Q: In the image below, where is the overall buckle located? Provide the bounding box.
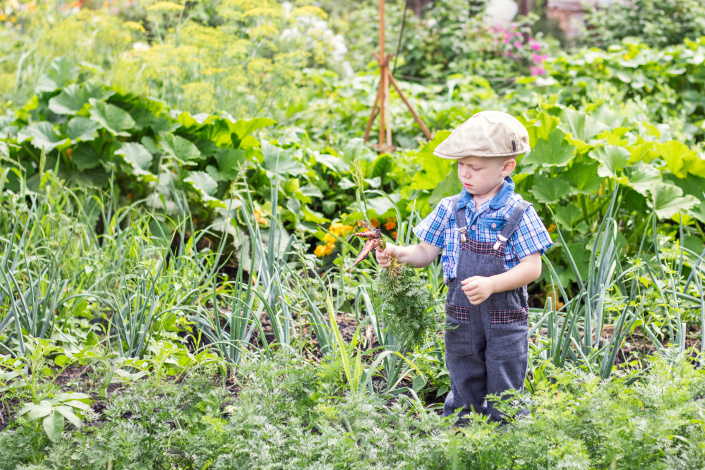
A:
[493,234,508,251]
[457,227,468,243]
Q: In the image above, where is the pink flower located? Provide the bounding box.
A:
[530,41,541,52]
[530,66,546,76]
[513,40,523,48]
[531,53,548,64]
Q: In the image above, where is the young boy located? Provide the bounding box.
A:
[375,111,552,422]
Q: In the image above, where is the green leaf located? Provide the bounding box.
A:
[560,160,602,195]
[66,117,100,142]
[625,161,661,196]
[231,117,276,139]
[43,412,64,442]
[656,141,694,178]
[522,128,575,167]
[71,143,100,171]
[650,184,699,219]
[159,132,202,164]
[216,149,247,179]
[36,57,79,93]
[54,405,82,427]
[525,111,559,146]
[411,155,454,191]
[262,142,307,177]
[17,122,67,151]
[89,99,135,136]
[591,145,630,178]
[554,203,583,229]
[559,108,607,143]
[429,168,462,206]
[26,400,53,420]
[185,171,218,202]
[687,201,705,224]
[530,175,572,204]
[412,374,426,392]
[48,84,90,115]
[115,142,153,175]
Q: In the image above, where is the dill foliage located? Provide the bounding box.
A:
[375,261,437,348]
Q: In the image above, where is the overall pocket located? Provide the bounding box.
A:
[445,314,474,356]
[488,307,529,360]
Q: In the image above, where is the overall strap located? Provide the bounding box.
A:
[493,200,531,251]
[451,195,468,242]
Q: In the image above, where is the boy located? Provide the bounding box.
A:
[376,111,552,422]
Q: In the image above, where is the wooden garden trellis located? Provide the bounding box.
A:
[363,0,433,152]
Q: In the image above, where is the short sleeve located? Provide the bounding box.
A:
[510,205,553,259]
[412,198,452,248]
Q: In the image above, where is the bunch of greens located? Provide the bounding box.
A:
[374,240,437,349]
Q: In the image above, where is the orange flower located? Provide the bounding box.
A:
[384,218,396,230]
[391,231,397,240]
[370,218,380,228]
[547,224,556,233]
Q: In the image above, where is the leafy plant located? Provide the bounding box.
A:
[17,391,91,443]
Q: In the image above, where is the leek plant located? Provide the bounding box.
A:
[533,189,705,379]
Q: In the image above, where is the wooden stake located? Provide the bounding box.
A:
[363,0,431,152]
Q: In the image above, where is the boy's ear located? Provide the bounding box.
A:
[501,158,517,175]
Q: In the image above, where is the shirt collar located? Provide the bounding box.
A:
[456,176,515,212]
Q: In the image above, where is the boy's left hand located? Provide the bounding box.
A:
[461,276,495,305]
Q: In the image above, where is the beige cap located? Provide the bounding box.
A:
[433,111,530,159]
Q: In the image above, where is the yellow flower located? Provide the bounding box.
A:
[314,245,327,258]
[623,54,630,60]
[323,233,337,244]
[547,224,556,233]
[323,243,335,255]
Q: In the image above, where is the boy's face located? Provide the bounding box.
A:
[457,155,515,199]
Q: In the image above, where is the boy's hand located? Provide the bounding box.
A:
[375,244,398,268]
[461,276,495,305]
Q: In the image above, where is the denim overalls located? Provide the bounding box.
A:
[443,195,531,422]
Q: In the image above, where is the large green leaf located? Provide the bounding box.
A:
[554,203,583,229]
[522,128,575,167]
[655,141,694,178]
[231,117,276,139]
[216,148,247,179]
[89,99,135,136]
[530,174,572,204]
[36,57,79,93]
[262,141,307,177]
[624,161,661,196]
[429,168,462,206]
[591,145,630,178]
[185,171,221,207]
[559,160,602,195]
[559,108,608,143]
[48,84,90,115]
[66,117,100,142]
[17,122,67,151]
[524,110,559,146]
[159,132,202,164]
[43,412,64,443]
[649,183,699,219]
[70,143,100,171]
[115,142,153,176]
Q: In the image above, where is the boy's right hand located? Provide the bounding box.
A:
[375,244,398,268]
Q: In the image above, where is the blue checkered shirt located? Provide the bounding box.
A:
[412,177,553,284]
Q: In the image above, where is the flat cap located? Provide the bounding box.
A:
[433,111,530,159]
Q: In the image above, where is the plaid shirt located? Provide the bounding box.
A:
[413,177,553,284]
